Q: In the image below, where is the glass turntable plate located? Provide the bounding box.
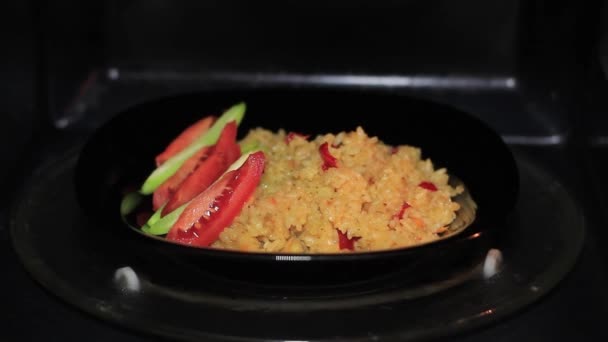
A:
[10,149,584,341]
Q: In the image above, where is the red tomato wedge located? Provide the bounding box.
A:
[166,151,266,247]
[155,116,216,166]
[162,124,240,215]
[152,121,239,212]
[153,146,210,211]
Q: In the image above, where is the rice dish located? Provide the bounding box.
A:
[212,127,463,253]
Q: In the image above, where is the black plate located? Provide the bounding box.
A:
[74,89,519,287]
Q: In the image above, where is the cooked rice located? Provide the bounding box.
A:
[212,127,462,253]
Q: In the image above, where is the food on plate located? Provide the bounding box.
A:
[153,121,241,215]
[123,103,466,253]
[139,103,245,195]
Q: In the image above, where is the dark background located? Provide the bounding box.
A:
[1,0,608,341]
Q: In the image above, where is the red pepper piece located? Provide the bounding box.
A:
[285,132,310,145]
[319,142,338,171]
[337,229,360,250]
[394,202,411,220]
[155,116,216,166]
[418,181,438,191]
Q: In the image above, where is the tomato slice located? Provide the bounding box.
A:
[166,151,266,247]
[155,116,216,166]
[153,145,210,211]
[153,121,239,212]
[161,123,240,215]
